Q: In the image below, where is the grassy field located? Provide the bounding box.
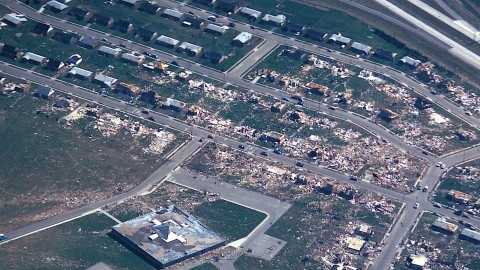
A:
[234,194,396,270]
[107,182,266,242]
[194,200,266,241]
[0,212,155,270]
[191,262,219,270]
[0,92,185,232]
[394,212,480,270]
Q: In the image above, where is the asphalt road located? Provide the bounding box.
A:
[0,0,437,162]
[0,138,204,245]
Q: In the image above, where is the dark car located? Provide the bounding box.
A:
[349,175,358,181]
[228,22,235,27]
[0,234,7,241]
[260,151,268,156]
[207,134,213,139]
[238,144,245,150]
[296,161,304,167]
[141,110,149,114]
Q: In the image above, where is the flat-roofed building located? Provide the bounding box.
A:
[156,35,180,48]
[204,23,226,35]
[260,131,284,144]
[262,14,286,26]
[351,41,372,55]
[22,52,47,64]
[346,236,365,253]
[46,0,68,12]
[68,66,93,79]
[400,56,421,67]
[162,8,184,20]
[98,45,122,57]
[232,31,252,46]
[460,228,480,243]
[409,254,427,269]
[121,52,146,64]
[178,42,203,56]
[94,73,118,88]
[2,13,27,26]
[111,206,225,268]
[238,7,261,20]
[329,33,352,46]
[448,190,473,204]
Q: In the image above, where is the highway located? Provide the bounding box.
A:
[0,0,445,162]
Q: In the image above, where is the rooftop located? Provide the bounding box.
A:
[112,205,225,267]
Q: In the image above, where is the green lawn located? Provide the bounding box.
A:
[0,212,155,270]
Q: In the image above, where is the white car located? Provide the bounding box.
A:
[414,203,419,209]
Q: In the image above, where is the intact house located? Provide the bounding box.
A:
[351,42,372,55]
[178,42,203,56]
[162,9,184,21]
[232,32,252,46]
[328,33,352,46]
[373,48,395,61]
[68,67,93,80]
[156,35,180,48]
[93,73,118,89]
[46,1,69,13]
[97,45,122,57]
[22,52,47,65]
[138,2,161,15]
[261,14,286,27]
[400,56,421,68]
[1,13,27,26]
[31,22,53,36]
[204,23,227,35]
[121,52,146,64]
[238,7,261,21]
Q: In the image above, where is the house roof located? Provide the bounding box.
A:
[94,73,118,88]
[400,56,421,67]
[329,33,351,44]
[163,8,184,19]
[23,52,46,63]
[351,42,372,54]
[2,13,27,25]
[31,22,52,35]
[233,32,253,44]
[156,35,180,46]
[98,45,122,56]
[121,52,145,63]
[46,0,68,11]
[69,67,93,78]
[52,31,77,43]
[238,7,262,18]
[432,218,458,233]
[262,14,286,25]
[461,228,480,241]
[33,86,54,97]
[205,23,226,34]
[179,42,203,54]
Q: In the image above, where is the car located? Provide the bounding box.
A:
[422,186,428,192]
[349,175,358,181]
[207,134,213,139]
[67,54,82,66]
[433,202,442,208]
[422,150,429,155]
[273,148,282,155]
[141,110,149,114]
[207,15,217,22]
[454,209,463,216]
[0,234,7,241]
[238,144,245,150]
[143,52,157,59]
[228,22,235,27]
[171,60,179,66]
[413,203,419,209]
[250,25,255,30]
[147,116,155,122]
[295,161,304,167]
[328,106,336,110]
[198,138,203,142]
[260,151,268,156]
